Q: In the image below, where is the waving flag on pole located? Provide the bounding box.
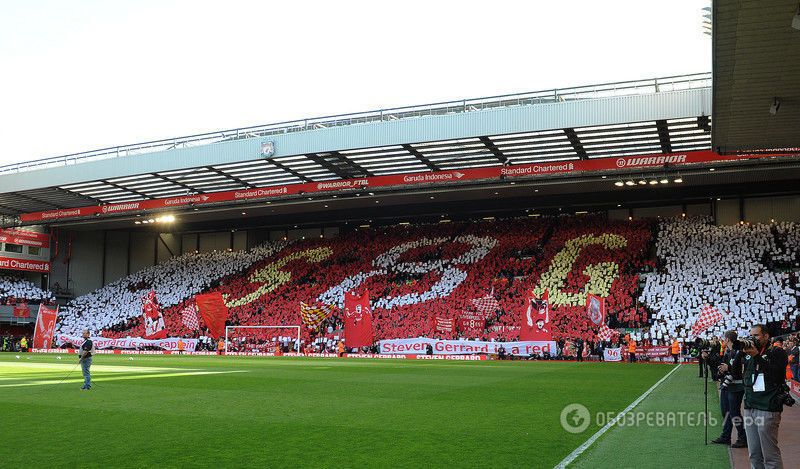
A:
[471,287,499,317]
[300,302,335,330]
[33,304,58,349]
[586,293,605,327]
[195,292,230,339]
[344,290,374,348]
[181,301,200,331]
[596,323,620,342]
[142,291,167,339]
[691,305,725,337]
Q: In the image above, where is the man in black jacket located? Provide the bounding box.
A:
[742,324,788,469]
[711,331,747,447]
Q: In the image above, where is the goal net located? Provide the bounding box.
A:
[224,325,301,354]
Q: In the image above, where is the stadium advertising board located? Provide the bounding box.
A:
[379,338,557,356]
[19,150,790,223]
[0,229,49,248]
[0,256,50,273]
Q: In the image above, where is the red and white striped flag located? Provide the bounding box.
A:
[471,287,499,316]
[596,323,619,341]
[691,305,725,337]
[181,302,200,331]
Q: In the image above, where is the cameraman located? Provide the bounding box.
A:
[742,324,789,469]
[711,331,746,448]
[700,337,722,380]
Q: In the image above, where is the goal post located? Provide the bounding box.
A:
[224,325,301,355]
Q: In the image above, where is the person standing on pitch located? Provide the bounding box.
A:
[79,329,95,390]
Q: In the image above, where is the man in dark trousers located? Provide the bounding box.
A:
[79,329,95,390]
[711,331,747,448]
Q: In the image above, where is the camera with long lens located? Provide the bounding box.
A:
[777,384,796,407]
[731,337,758,351]
[694,337,712,351]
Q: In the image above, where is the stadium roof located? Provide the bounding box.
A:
[712,0,800,153]
[0,74,715,225]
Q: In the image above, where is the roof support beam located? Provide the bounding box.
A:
[563,128,588,160]
[13,193,64,209]
[402,144,440,171]
[100,180,149,199]
[655,120,672,154]
[152,173,201,194]
[478,137,508,164]
[266,159,310,182]
[329,151,373,177]
[205,167,253,189]
[305,152,373,179]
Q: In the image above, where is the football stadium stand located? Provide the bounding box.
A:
[48,215,799,346]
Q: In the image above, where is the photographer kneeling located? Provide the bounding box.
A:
[742,324,792,469]
[712,331,746,448]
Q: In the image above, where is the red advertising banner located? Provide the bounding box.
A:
[0,229,50,248]
[33,304,58,349]
[12,302,30,318]
[0,256,50,273]
[343,290,374,348]
[19,150,796,223]
[194,293,229,339]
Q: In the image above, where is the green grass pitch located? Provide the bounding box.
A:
[0,354,726,468]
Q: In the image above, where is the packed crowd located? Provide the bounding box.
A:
[88,215,652,344]
[56,241,288,336]
[639,217,799,341]
[49,215,800,348]
[0,274,54,305]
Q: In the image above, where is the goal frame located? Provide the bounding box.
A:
[224,325,301,354]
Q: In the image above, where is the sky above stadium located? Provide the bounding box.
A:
[0,0,711,167]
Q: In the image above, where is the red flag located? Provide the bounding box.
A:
[586,293,605,327]
[343,290,374,348]
[520,290,552,341]
[434,316,455,336]
[13,302,30,318]
[33,304,58,349]
[195,292,229,339]
[691,305,724,337]
[142,291,167,339]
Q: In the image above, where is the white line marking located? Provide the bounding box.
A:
[0,370,246,388]
[554,364,682,468]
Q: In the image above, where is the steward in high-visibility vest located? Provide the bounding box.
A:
[628,340,637,363]
[671,340,680,364]
[177,339,185,354]
[217,339,225,355]
[20,337,28,352]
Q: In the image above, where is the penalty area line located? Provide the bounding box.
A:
[554,364,682,469]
